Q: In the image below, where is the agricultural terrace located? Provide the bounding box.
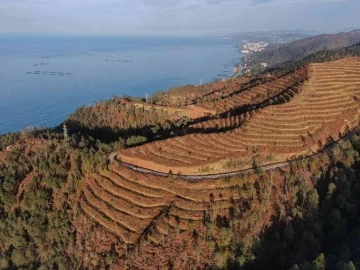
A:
[117,57,360,175]
[190,67,308,130]
[197,67,308,114]
[79,161,256,244]
[150,77,250,107]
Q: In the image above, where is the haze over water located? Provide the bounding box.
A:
[0,35,241,135]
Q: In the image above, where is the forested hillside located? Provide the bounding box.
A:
[250,30,360,69]
[270,42,360,74]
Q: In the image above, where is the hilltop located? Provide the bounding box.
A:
[223,29,316,43]
[2,46,360,269]
[116,58,360,175]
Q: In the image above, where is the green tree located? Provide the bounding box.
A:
[312,253,326,270]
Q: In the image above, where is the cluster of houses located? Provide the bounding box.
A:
[241,42,268,53]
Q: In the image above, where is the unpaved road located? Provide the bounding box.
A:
[108,126,360,181]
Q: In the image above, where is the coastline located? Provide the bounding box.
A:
[0,36,242,135]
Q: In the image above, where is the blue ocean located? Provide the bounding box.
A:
[0,35,241,134]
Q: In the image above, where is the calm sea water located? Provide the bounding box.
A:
[0,35,241,134]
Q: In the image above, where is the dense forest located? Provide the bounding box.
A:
[246,135,360,270]
[2,44,360,269]
[0,128,128,268]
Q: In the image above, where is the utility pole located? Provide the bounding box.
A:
[63,123,69,141]
[145,92,148,103]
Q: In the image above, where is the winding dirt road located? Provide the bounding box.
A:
[108,126,360,181]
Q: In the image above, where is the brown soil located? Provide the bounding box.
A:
[72,58,360,269]
[133,102,216,119]
[76,165,313,269]
[118,57,360,175]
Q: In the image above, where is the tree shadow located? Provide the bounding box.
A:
[64,78,305,148]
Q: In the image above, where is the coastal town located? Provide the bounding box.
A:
[230,41,270,77]
[240,41,268,53]
[222,31,316,79]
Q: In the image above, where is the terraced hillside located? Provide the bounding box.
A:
[190,67,308,130]
[118,57,360,175]
[197,67,308,114]
[77,57,360,263]
[79,159,263,247]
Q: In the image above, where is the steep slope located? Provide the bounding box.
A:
[75,57,360,269]
[117,57,360,175]
[78,156,282,268]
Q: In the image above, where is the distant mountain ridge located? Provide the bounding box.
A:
[250,29,360,68]
[223,29,316,42]
[269,41,360,74]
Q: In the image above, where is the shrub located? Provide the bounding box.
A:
[254,165,264,177]
[126,135,147,146]
[168,170,173,179]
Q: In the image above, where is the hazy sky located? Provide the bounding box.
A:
[0,0,358,36]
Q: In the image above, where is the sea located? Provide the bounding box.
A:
[0,35,242,135]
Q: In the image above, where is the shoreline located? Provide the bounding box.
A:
[0,40,243,136]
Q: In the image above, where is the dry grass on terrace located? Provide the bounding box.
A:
[133,103,216,119]
[79,57,360,247]
[79,162,247,244]
[118,57,360,175]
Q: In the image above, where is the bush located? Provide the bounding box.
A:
[254,165,264,177]
[126,135,147,146]
[168,169,173,179]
